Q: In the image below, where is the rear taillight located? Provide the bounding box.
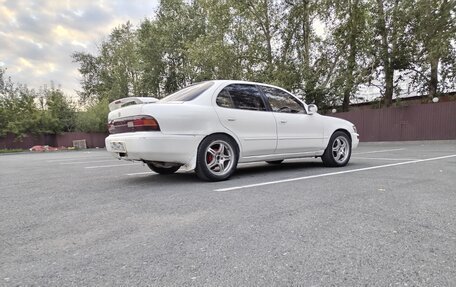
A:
[108,115,160,134]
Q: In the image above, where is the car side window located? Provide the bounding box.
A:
[216,89,234,108]
[216,84,267,111]
[260,86,306,114]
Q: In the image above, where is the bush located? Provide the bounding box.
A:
[75,99,109,133]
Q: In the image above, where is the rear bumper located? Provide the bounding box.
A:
[105,132,203,167]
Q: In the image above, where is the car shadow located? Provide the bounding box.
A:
[122,159,364,187]
[123,171,201,185]
[233,160,325,177]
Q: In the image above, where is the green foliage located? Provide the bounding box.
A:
[0,69,41,137]
[0,68,77,137]
[73,22,143,104]
[73,0,337,107]
[43,88,77,133]
[72,0,455,110]
[319,0,376,111]
[75,99,109,133]
[408,0,456,97]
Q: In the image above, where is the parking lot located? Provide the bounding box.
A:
[1,141,456,286]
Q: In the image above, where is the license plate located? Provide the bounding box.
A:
[110,141,126,152]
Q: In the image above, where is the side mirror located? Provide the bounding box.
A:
[307,104,318,115]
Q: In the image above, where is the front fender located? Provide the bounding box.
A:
[321,115,359,148]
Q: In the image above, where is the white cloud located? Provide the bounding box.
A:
[0,0,159,97]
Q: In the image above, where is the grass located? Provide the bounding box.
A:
[0,148,25,154]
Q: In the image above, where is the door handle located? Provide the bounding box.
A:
[227,118,236,122]
[280,120,287,124]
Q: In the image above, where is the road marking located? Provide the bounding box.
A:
[85,163,138,169]
[352,157,418,161]
[214,154,456,192]
[126,171,154,176]
[59,159,118,165]
[47,155,109,162]
[352,148,405,155]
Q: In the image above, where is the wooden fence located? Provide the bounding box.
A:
[0,132,108,149]
[1,101,455,149]
[330,101,456,141]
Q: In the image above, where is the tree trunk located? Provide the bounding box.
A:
[376,0,394,106]
[429,56,438,98]
[298,0,312,101]
[342,0,358,112]
[384,66,394,106]
[302,0,310,72]
[263,0,274,76]
[343,51,356,111]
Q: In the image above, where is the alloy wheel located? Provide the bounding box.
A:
[205,140,234,176]
[331,136,349,163]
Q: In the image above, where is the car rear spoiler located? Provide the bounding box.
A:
[108,97,159,111]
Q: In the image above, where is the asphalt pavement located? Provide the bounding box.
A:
[1,141,456,286]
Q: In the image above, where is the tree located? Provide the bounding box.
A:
[1,68,78,137]
[71,0,456,112]
[0,68,10,136]
[44,87,77,133]
[184,0,242,82]
[0,69,40,137]
[75,99,110,133]
[323,0,375,111]
[373,0,415,106]
[71,52,102,103]
[73,22,142,104]
[157,0,208,92]
[137,19,166,98]
[409,0,456,98]
[281,0,344,109]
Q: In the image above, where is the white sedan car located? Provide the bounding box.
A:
[106,80,359,181]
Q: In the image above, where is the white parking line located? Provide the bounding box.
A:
[215,154,456,192]
[352,157,418,161]
[47,156,110,163]
[85,163,138,169]
[126,171,154,176]
[352,148,405,155]
[59,159,118,165]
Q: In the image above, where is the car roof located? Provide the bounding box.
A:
[207,80,291,91]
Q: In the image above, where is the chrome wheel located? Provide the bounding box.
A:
[196,134,239,181]
[331,136,349,163]
[205,140,234,176]
[322,131,351,167]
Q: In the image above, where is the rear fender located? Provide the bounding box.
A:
[183,131,242,171]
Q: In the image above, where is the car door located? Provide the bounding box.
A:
[260,85,324,154]
[214,84,277,157]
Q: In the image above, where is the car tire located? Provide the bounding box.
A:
[195,134,239,181]
[266,160,283,164]
[321,131,352,167]
[147,162,181,174]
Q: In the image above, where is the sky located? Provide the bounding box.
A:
[0,0,159,97]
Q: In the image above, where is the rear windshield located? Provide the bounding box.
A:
[160,81,214,102]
